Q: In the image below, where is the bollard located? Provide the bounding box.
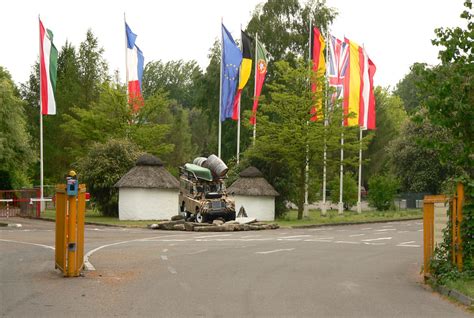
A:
[55,176,86,277]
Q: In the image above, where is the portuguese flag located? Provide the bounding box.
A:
[39,18,58,115]
[232,30,253,120]
[250,38,268,125]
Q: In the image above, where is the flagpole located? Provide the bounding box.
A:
[252,33,258,146]
[357,126,363,213]
[303,18,313,219]
[38,15,44,212]
[218,17,223,158]
[322,28,330,217]
[124,13,129,89]
[236,24,242,164]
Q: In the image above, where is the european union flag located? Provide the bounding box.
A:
[220,24,242,121]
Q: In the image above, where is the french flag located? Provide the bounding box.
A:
[125,22,144,112]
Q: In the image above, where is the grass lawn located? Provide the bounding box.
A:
[275,209,422,227]
[40,208,422,228]
[445,278,474,299]
[40,209,163,228]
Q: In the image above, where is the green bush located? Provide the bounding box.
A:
[78,139,142,217]
[329,172,358,210]
[367,174,399,211]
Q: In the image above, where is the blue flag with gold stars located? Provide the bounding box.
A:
[220,24,242,121]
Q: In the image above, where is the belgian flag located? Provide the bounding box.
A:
[232,30,254,120]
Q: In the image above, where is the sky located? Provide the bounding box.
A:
[0,0,466,89]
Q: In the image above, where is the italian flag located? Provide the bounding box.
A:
[39,19,58,115]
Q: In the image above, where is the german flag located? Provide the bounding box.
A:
[232,30,253,120]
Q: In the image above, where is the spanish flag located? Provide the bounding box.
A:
[232,30,253,120]
[343,38,362,126]
[310,27,326,121]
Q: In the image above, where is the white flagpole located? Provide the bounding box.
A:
[124,13,129,90]
[38,15,44,212]
[338,128,344,214]
[303,18,312,218]
[357,127,363,213]
[218,17,223,158]
[236,25,242,164]
[322,28,329,217]
[252,33,258,145]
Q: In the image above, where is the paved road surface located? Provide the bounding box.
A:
[1,218,471,317]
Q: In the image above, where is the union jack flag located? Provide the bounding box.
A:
[327,35,349,103]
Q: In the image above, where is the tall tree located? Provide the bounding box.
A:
[0,67,35,189]
[78,29,109,106]
[393,62,429,114]
[142,59,203,108]
[244,60,356,219]
[364,88,407,183]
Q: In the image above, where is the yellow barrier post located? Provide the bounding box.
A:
[55,177,86,277]
[55,185,67,272]
[456,183,464,271]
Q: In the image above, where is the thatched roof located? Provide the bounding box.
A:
[115,155,179,189]
[228,167,279,197]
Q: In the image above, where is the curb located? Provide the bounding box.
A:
[433,283,473,307]
[427,277,473,307]
[290,217,423,229]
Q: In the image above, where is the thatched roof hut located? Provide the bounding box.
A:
[115,154,179,189]
[115,154,179,221]
[228,167,279,197]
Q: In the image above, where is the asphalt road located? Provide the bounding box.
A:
[0,217,471,317]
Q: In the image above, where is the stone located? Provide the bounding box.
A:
[158,220,185,230]
[235,217,257,224]
[173,224,186,231]
[242,224,251,231]
[213,219,225,226]
[249,225,263,230]
[171,215,185,221]
[194,225,226,232]
[184,222,195,231]
[148,223,160,229]
[224,221,240,225]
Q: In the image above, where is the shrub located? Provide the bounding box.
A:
[367,174,399,211]
[329,172,358,210]
[78,139,142,217]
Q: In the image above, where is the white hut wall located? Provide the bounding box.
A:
[118,188,178,220]
[234,195,275,221]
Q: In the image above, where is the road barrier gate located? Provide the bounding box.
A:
[55,183,86,277]
[423,183,464,278]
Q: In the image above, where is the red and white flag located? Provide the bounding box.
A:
[358,48,376,130]
[39,19,58,115]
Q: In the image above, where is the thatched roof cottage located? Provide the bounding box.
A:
[228,167,279,221]
[115,154,179,220]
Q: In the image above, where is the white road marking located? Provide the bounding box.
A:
[161,255,168,261]
[362,237,392,242]
[349,234,365,237]
[397,231,409,233]
[375,228,396,232]
[364,242,386,246]
[335,241,360,244]
[304,239,332,242]
[162,248,168,253]
[382,225,394,228]
[194,234,233,239]
[240,235,261,238]
[397,241,421,247]
[277,238,302,241]
[256,248,295,255]
[0,239,55,250]
[361,228,372,230]
[186,249,208,255]
[278,235,311,239]
[336,229,347,232]
[168,266,177,274]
